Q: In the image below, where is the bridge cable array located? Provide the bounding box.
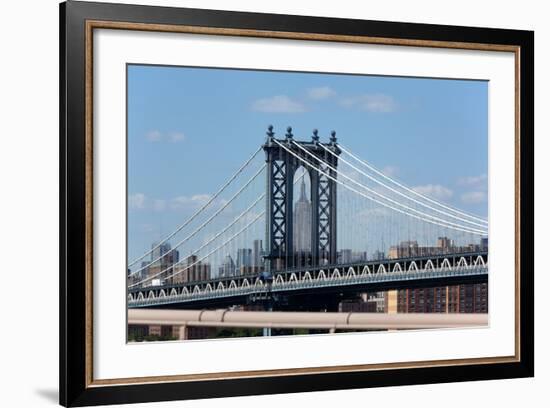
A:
[337,143,488,224]
[128,163,267,278]
[319,143,487,229]
[129,135,488,289]
[274,139,487,236]
[129,172,308,288]
[127,146,263,269]
[129,211,265,288]
[291,140,487,234]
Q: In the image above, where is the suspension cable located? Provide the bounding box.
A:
[275,140,487,236]
[337,143,488,224]
[130,172,307,286]
[130,211,265,288]
[290,140,487,234]
[128,146,263,268]
[319,143,487,229]
[128,163,266,277]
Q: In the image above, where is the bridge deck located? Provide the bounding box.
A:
[128,251,488,309]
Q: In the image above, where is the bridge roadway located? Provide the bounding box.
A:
[128,251,488,309]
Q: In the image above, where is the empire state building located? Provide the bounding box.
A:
[293,177,312,253]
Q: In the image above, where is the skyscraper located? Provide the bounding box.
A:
[252,239,263,268]
[293,177,311,252]
[172,254,210,283]
[339,249,353,264]
[151,242,178,266]
[480,237,488,251]
[236,248,252,268]
[148,242,179,284]
[219,254,236,277]
[437,237,454,249]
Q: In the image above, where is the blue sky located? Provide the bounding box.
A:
[127,64,488,262]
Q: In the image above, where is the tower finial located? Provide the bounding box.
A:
[330,130,337,144]
[312,128,319,143]
[266,124,275,138]
[286,126,293,140]
[265,125,275,145]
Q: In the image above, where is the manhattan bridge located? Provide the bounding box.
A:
[127,126,488,313]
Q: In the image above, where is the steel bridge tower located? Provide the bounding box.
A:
[263,126,341,272]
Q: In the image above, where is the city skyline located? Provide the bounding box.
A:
[130,233,488,282]
[127,65,488,263]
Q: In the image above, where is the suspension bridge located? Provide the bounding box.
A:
[127,126,488,312]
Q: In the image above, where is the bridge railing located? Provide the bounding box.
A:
[129,250,488,293]
[128,259,488,308]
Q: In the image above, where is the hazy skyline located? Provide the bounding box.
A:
[127,64,488,263]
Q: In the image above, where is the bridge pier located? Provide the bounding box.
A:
[263,126,340,272]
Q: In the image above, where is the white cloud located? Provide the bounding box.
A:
[170,194,212,210]
[412,184,453,200]
[152,199,166,212]
[145,130,162,142]
[128,193,147,209]
[217,198,229,207]
[251,95,306,113]
[129,193,216,212]
[357,207,391,219]
[306,86,336,100]
[191,194,212,205]
[339,169,361,181]
[145,130,185,143]
[382,165,399,177]
[140,223,156,233]
[128,194,167,212]
[242,211,263,223]
[458,173,487,188]
[169,132,185,142]
[457,174,487,204]
[340,93,397,113]
[461,191,487,204]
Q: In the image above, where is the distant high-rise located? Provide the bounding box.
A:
[480,237,488,251]
[293,177,311,252]
[388,241,419,259]
[148,242,179,284]
[338,249,368,264]
[252,239,263,268]
[388,237,480,259]
[138,260,150,282]
[219,254,236,277]
[151,242,178,266]
[437,237,454,249]
[173,254,210,284]
[236,248,252,269]
[370,250,386,261]
[339,249,353,264]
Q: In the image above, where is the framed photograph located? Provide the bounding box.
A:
[60,1,534,406]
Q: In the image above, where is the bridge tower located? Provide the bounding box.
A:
[263,126,341,272]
